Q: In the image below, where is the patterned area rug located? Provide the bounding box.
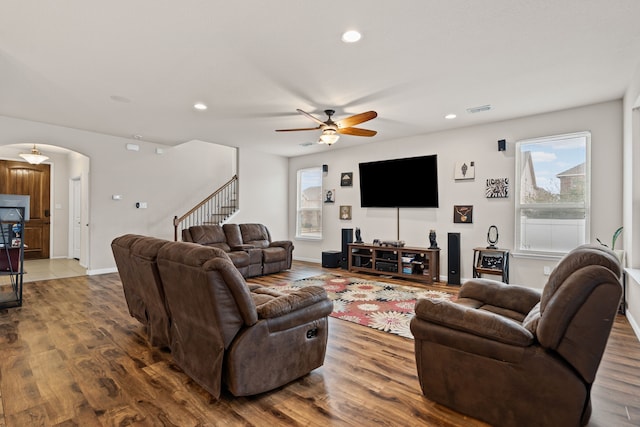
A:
[268,274,456,339]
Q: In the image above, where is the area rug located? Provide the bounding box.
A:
[268,274,456,339]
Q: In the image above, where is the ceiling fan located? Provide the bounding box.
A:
[276,109,377,145]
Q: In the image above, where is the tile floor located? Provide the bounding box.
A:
[22,258,86,282]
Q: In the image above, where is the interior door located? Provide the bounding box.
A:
[0,160,51,259]
[72,178,81,259]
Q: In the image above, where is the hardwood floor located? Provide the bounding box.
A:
[0,261,638,426]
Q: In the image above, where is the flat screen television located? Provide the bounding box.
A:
[359,155,439,208]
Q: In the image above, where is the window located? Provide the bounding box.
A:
[515,132,590,257]
[296,167,322,239]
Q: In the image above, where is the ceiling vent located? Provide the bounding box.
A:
[466,104,492,114]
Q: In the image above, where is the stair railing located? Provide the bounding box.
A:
[173,175,238,241]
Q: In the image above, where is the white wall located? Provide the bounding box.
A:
[0,115,287,273]
[623,60,640,338]
[231,149,289,241]
[289,100,623,289]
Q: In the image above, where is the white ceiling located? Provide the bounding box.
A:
[1,1,640,158]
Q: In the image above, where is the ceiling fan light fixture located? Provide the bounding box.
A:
[319,129,340,145]
[19,144,49,165]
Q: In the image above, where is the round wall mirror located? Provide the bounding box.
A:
[487,225,499,248]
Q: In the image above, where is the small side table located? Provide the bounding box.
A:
[473,247,510,283]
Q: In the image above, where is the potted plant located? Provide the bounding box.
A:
[597,226,624,265]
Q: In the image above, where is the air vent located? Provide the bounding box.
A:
[299,142,314,147]
[466,104,492,114]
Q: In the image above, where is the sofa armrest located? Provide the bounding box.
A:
[269,240,293,251]
[254,286,328,319]
[413,298,534,346]
[459,278,541,315]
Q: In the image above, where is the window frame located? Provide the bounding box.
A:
[514,131,591,259]
[295,166,323,240]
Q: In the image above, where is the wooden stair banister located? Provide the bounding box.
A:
[173,175,238,241]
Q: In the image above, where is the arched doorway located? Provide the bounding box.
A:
[0,144,90,271]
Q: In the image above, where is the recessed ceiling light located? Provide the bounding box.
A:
[445,113,457,120]
[342,30,362,43]
[193,102,208,111]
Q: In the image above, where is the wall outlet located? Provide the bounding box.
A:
[543,266,551,276]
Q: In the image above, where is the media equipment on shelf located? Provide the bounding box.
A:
[375,261,397,272]
[381,240,405,247]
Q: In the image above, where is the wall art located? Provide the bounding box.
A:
[454,161,475,180]
[340,205,352,220]
[340,172,353,187]
[324,189,335,203]
[453,205,473,223]
[486,178,509,198]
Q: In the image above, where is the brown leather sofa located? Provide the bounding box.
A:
[410,244,622,427]
[181,224,261,277]
[111,234,172,348]
[156,241,332,398]
[182,223,294,277]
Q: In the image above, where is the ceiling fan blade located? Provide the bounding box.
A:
[336,111,377,128]
[296,109,326,126]
[338,127,377,137]
[275,126,322,132]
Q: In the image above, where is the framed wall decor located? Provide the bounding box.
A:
[324,189,335,203]
[453,205,473,223]
[486,178,509,198]
[340,205,352,220]
[340,172,353,187]
[454,161,475,180]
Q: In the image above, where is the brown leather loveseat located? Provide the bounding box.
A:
[182,223,293,277]
[410,244,622,427]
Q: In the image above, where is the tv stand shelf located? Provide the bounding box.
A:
[348,243,440,284]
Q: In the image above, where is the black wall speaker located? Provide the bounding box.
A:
[498,139,506,152]
[322,164,328,173]
[341,228,353,269]
[448,232,461,285]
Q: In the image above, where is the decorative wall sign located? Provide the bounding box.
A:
[486,178,509,198]
[341,172,353,187]
[340,205,352,220]
[324,189,335,203]
[453,205,473,223]
[454,161,475,180]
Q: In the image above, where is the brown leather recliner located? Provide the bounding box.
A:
[156,241,333,399]
[410,244,622,427]
[111,234,172,348]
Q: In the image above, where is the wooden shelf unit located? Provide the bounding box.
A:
[348,243,440,284]
[472,247,510,283]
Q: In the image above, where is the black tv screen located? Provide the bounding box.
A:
[359,155,439,208]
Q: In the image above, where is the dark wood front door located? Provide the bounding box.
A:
[0,160,51,259]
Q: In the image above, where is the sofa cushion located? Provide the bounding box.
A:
[188,225,231,252]
[263,247,286,263]
[239,223,271,248]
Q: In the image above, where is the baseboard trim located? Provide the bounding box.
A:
[626,310,640,342]
[294,256,321,263]
[87,267,118,276]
